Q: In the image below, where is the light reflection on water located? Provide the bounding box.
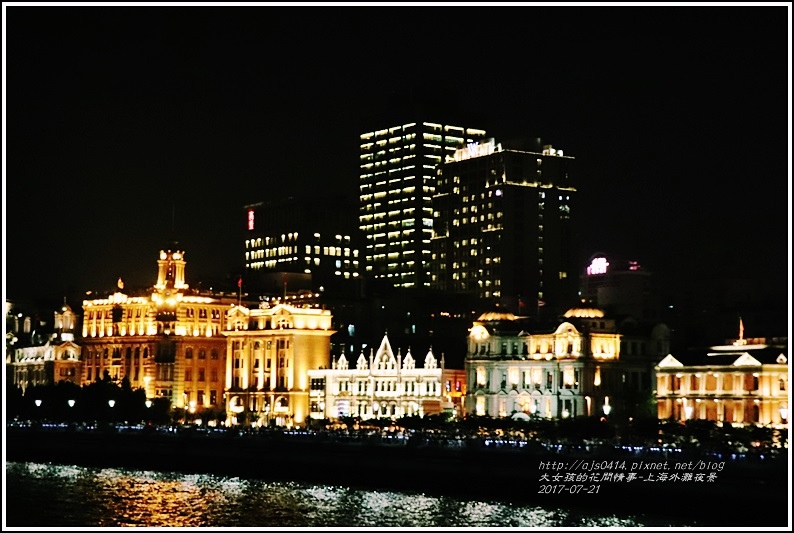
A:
[6,461,657,527]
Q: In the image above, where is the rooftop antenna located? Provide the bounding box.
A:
[734,316,747,346]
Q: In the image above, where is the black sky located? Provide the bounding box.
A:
[4,4,791,320]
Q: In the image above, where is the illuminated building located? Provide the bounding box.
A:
[432,138,577,316]
[223,301,335,427]
[655,327,788,428]
[243,195,361,293]
[464,306,668,419]
[307,332,466,421]
[580,253,661,321]
[359,121,487,289]
[80,246,240,412]
[7,301,82,392]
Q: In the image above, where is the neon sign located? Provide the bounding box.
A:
[587,257,609,275]
[247,209,255,230]
[452,138,497,161]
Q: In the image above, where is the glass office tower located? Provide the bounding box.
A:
[359,122,486,288]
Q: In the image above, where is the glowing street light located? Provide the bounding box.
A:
[108,399,116,408]
[780,404,788,423]
[603,396,611,416]
[35,399,42,407]
[145,400,152,408]
[68,400,75,408]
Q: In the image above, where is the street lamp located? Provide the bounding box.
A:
[68,400,75,408]
[108,399,116,408]
[779,404,788,423]
[35,399,42,407]
[145,400,152,408]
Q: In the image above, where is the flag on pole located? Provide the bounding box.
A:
[237,277,242,288]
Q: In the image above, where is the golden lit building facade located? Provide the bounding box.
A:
[655,336,789,428]
[80,246,238,412]
[307,333,466,421]
[465,308,666,419]
[223,302,335,427]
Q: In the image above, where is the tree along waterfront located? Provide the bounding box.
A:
[6,378,789,461]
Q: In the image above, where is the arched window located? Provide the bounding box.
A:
[185,348,193,359]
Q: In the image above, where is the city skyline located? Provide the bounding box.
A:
[4,4,791,326]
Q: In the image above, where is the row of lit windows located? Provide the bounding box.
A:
[361,124,484,139]
[451,273,502,284]
[364,242,416,253]
[359,219,416,231]
[360,131,418,143]
[302,257,358,267]
[247,246,356,260]
[87,308,145,320]
[367,253,428,262]
[184,308,222,319]
[453,218,503,228]
[360,207,431,219]
[360,146,419,159]
[184,368,219,382]
[358,185,435,199]
[246,234,351,249]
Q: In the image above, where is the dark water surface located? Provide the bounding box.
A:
[5,461,684,528]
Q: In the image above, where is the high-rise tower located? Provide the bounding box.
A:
[431,137,578,316]
[359,121,486,288]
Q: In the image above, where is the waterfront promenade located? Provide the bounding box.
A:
[5,424,790,526]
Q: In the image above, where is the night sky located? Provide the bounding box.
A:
[4,4,791,332]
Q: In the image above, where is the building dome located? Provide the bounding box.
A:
[477,310,516,322]
[563,307,605,319]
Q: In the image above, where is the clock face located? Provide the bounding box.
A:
[470,325,489,340]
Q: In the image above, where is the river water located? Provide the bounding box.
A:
[4,461,691,527]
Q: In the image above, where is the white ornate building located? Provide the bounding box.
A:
[307,333,465,421]
[464,307,668,419]
[8,302,81,392]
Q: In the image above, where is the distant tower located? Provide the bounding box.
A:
[579,253,660,321]
[155,246,189,292]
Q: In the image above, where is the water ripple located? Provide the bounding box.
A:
[6,461,665,527]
